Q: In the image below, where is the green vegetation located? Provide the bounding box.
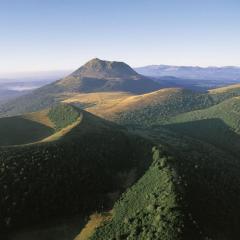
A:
[0,58,161,117]
[110,126,240,239]
[2,69,240,240]
[169,96,240,132]
[116,90,213,127]
[90,147,193,240]
[48,104,80,130]
[166,119,240,158]
[93,87,240,239]
[0,105,152,236]
[209,85,240,103]
[166,97,240,157]
[159,129,240,239]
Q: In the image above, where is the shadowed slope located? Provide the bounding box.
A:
[169,96,240,132]
[0,111,54,146]
[0,104,153,237]
[165,118,240,157]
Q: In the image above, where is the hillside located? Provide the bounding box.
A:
[165,96,240,157]
[208,83,240,102]
[89,147,196,240]
[0,104,153,238]
[62,84,240,128]
[3,77,240,240]
[0,110,54,146]
[106,89,213,126]
[68,84,240,239]
[63,88,213,125]
[80,136,240,240]
[0,58,161,117]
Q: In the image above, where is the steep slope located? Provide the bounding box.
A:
[0,104,153,236]
[208,83,240,102]
[166,96,240,157]
[169,96,240,132]
[82,136,240,240]
[0,110,54,146]
[57,58,161,93]
[63,84,240,129]
[63,88,214,125]
[107,89,213,126]
[153,129,240,239]
[89,147,196,240]
[0,59,161,117]
[73,85,240,240]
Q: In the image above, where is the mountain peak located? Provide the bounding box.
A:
[70,58,139,79]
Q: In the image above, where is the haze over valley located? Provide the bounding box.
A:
[1,1,240,240]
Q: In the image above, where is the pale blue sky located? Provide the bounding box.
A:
[0,0,239,74]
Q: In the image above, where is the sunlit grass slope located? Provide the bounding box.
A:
[63,88,213,126]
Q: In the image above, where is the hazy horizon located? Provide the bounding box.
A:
[1,60,240,79]
[1,0,240,73]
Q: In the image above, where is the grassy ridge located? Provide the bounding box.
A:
[139,127,240,239]
[48,104,81,130]
[0,105,153,236]
[115,90,213,127]
[209,84,240,103]
[169,96,240,132]
[0,104,81,147]
[90,147,198,240]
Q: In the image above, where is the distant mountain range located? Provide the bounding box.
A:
[0,58,162,117]
[3,58,240,239]
[135,65,240,81]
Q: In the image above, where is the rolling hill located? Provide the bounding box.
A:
[0,109,54,146]
[165,96,240,157]
[68,83,240,239]
[0,58,161,117]
[63,88,213,125]
[79,137,240,240]
[3,68,240,240]
[63,83,240,129]
[0,103,153,238]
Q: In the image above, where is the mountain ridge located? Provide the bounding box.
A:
[0,58,162,117]
[135,65,240,81]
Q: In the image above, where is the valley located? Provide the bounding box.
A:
[1,59,240,240]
